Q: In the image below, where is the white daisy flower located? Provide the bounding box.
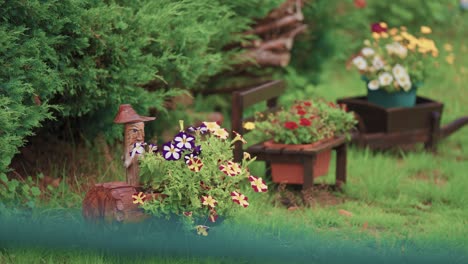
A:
[378,72,393,86]
[368,79,380,90]
[400,80,412,91]
[372,56,385,70]
[361,47,375,57]
[392,64,407,78]
[352,56,368,71]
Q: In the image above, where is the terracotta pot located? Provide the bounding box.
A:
[263,139,332,184]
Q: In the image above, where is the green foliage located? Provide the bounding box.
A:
[252,99,357,144]
[0,173,42,214]
[0,0,280,178]
[139,122,265,227]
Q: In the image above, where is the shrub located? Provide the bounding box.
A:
[0,0,281,181]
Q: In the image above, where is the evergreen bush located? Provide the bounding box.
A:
[0,0,280,179]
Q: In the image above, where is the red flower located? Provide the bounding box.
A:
[303,101,312,107]
[309,115,317,120]
[297,109,306,116]
[340,103,348,111]
[209,209,218,223]
[284,121,298,130]
[294,104,303,110]
[299,118,311,126]
[354,0,366,8]
[328,102,337,108]
[371,22,387,33]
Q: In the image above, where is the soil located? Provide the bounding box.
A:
[274,183,346,209]
[411,170,447,187]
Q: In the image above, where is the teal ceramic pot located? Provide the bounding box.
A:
[367,87,417,108]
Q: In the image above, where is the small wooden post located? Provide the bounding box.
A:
[302,156,315,190]
[114,104,155,186]
[335,143,347,190]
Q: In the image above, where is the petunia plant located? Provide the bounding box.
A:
[249,100,357,145]
[351,22,438,93]
[131,121,267,232]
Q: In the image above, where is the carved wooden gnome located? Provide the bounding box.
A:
[114,104,155,186]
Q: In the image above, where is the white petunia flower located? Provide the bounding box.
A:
[361,47,375,57]
[399,79,412,91]
[378,72,394,86]
[352,56,368,71]
[372,56,385,70]
[368,79,380,90]
[386,42,408,59]
[392,64,407,78]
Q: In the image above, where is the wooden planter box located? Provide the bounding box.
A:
[337,96,468,151]
[247,136,347,190]
[337,96,444,134]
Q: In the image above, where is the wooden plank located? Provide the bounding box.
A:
[358,129,429,149]
[232,91,244,162]
[302,157,315,189]
[239,80,285,108]
[424,111,441,151]
[335,144,347,189]
[300,136,346,154]
[440,116,468,139]
[337,96,388,133]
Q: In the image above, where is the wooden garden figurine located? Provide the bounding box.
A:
[113,104,155,186]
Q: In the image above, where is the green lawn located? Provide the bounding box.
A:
[1,34,467,264]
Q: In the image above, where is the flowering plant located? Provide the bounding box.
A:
[351,22,438,93]
[247,100,357,145]
[131,121,267,233]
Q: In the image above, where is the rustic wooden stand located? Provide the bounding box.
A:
[82,105,156,224]
[337,96,468,150]
[231,80,347,190]
[247,137,347,190]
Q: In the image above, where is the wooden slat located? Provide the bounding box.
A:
[300,136,347,155]
[440,116,468,139]
[238,80,285,108]
[357,129,429,149]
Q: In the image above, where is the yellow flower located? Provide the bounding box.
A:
[432,50,439,58]
[363,39,371,46]
[381,32,389,38]
[372,32,380,40]
[444,43,453,52]
[132,192,146,205]
[231,131,247,144]
[201,195,217,208]
[243,152,252,160]
[243,122,255,130]
[213,128,229,140]
[389,28,398,36]
[203,121,220,132]
[393,35,403,42]
[379,22,388,28]
[400,26,407,31]
[420,26,432,34]
[446,54,455,64]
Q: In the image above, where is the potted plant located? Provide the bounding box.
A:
[351,22,438,108]
[131,121,267,235]
[249,100,356,184]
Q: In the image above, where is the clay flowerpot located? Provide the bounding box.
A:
[263,139,332,184]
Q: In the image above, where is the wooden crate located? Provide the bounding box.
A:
[337,96,444,134]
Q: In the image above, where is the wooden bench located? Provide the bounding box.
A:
[231,80,347,190]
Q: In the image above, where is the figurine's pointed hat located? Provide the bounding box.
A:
[113,104,155,124]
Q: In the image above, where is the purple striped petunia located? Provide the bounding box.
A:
[174,132,195,150]
[162,142,181,161]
